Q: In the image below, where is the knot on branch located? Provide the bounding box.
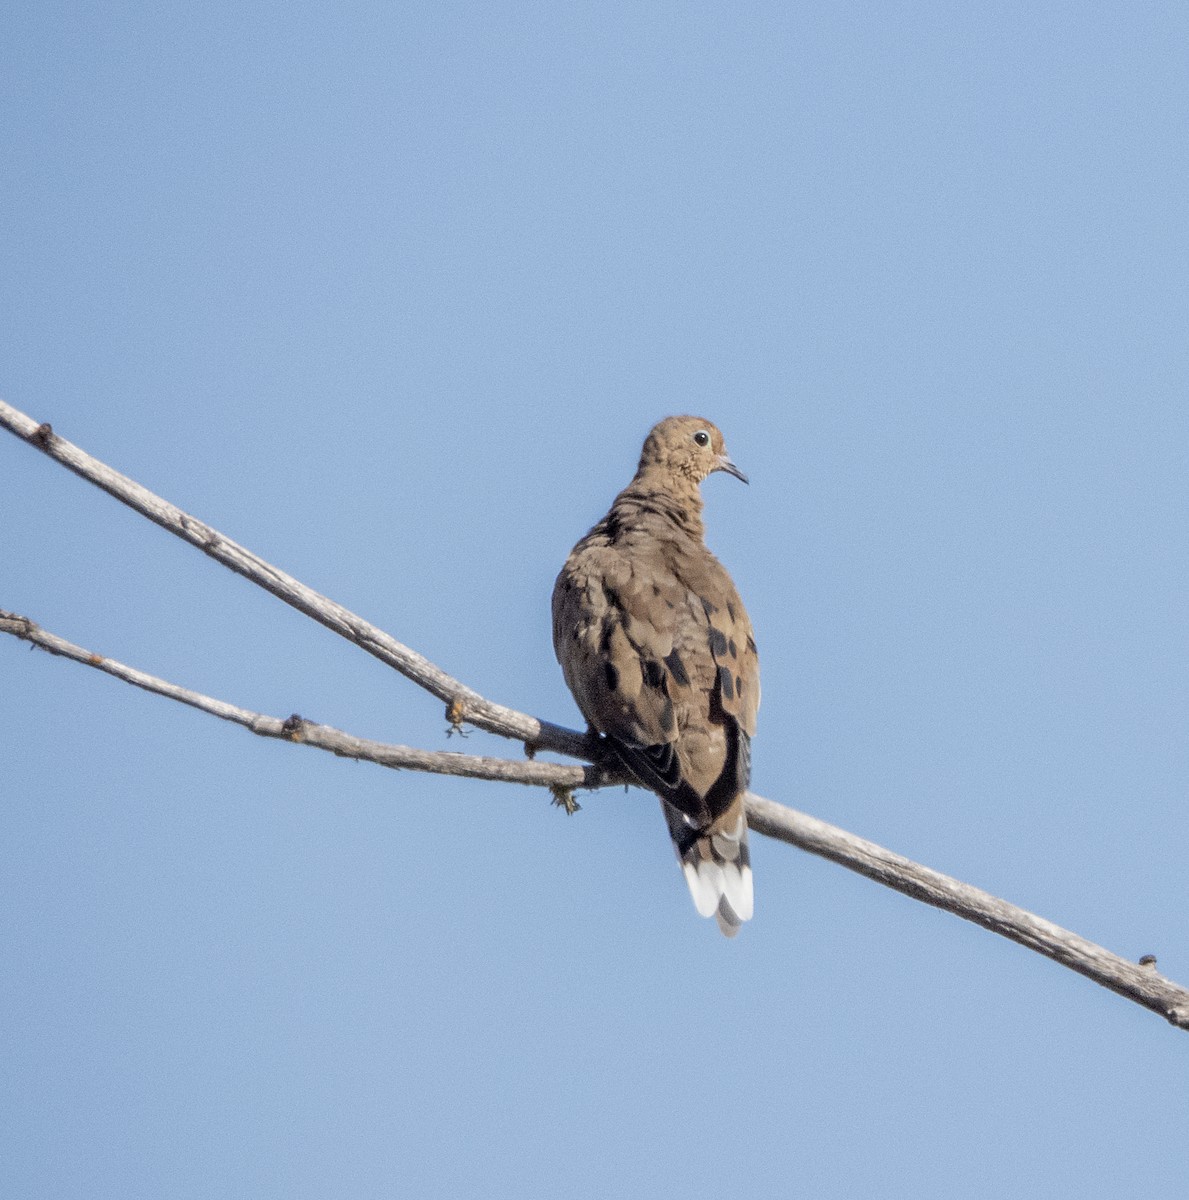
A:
[33,422,54,448]
[0,610,34,634]
[181,515,219,552]
[281,713,307,741]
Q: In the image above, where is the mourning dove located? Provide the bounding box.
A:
[552,416,759,935]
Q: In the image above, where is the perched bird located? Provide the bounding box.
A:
[552,416,759,935]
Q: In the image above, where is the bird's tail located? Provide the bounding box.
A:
[663,794,754,937]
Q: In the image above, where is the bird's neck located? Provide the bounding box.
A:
[612,470,706,540]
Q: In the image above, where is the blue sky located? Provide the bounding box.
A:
[3,3,1188,1197]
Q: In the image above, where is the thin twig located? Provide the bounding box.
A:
[0,399,585,759]
[0,610,612,789]
[3,398,1188,1031]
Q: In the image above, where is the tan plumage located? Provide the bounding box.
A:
[552,416,759,935]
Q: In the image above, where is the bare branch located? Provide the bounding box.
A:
[745,796,1189,1029]
[5,607,1188,1032]
[0,399,586,759]
[4,397,1188,1031]
[0,610,611,790]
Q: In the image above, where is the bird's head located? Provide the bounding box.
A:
[637,415,748,488]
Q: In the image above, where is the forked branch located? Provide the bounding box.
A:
[2,397,1187,1031]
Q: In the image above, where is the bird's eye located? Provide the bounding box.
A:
[693,430,710,447]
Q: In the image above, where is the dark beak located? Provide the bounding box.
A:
[716,453,748,485]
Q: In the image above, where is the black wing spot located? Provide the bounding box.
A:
[727,637,738,659]
[701,597,718,620]
[736,674,743,696]
[726,601,737,623]
[660,697,675,733]
[663,649,690,687]
[604,662,620,692]
[707,627,728,657]
[613,738,682,795]
[737,731,752,791]
[718,666,735,701]
[641,660,665,691]
[644,742,681,790]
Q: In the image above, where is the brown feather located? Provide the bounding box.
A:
[552,416,759,935]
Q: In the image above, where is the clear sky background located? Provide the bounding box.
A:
[3,3,1188,1197]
